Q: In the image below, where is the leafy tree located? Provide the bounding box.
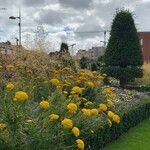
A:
[60,42,69,53]
[91,62,98,71]
[104,10,143,88]
[80,56,89,69]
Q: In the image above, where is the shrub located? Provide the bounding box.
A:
[104,10,143,88]
[88,97,150,149]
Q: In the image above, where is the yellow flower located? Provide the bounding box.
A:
[72,127,80,137]
[61,118,73,129]
[76,139,85,150]
[63,91,68,95]
[71,86,83,94]
[14,91,28,102]
[99,104,107,111]
[39,100,49,109]
[103,87,113,94]
[107,111,115,119]
[0,123,6,129]
[81,109,91,117]
[113,114,121,124]
[62,67,72,71]
[67,103,78,113]
[6,64,14,70]
[90,109,99,116]
[98,75,104,80]
[26,119,33,123]
[86,81,95,88]
[6,82,15,90]
[0,65,3,69]
[107,99,113,106]
[50,78,60,86]
[107,119,112,127]
[49,114,59,120]
[84,101,93,107]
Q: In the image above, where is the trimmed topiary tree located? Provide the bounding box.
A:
[104,10,143,88]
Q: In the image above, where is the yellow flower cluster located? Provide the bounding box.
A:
[86,81,95,88]
[50,78,60,86]
[39,100,50,109]
[6,82,15,90]
[6,64,14,70]
[76,139,85,150]
[0,123,6,129]
[49,114,59,120]
[107,99,113,106]
[107,111,121,124]
[112,114,121,124]
[71,86,83,94]
[90,109,99,116]
[14,91,28,102]
[81,109,91,117]
[67,103,77,113]
[99,104,107,111]
[61,118,73,129]
[72,127,80,137]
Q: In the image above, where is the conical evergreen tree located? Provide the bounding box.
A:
[104,10,143,87]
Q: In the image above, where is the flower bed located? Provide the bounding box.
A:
[0,65,149,150]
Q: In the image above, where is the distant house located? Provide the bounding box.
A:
[138,32,150,62]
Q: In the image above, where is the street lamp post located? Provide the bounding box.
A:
[9,8,21,47]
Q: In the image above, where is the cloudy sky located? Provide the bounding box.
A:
[0,0,150,53]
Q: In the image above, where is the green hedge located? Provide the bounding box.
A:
[125,85,150,92]
[88,98,150,149]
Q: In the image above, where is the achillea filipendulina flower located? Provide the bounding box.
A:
[63,91,68,95]
[0,65,2,69]
[99,104,107,111]
[49,114,59,120]
[6,82,15,90]
[62,67,72,72]
[107,111,115,119]
[90,109,99,116]
[86,81,95,88]
[67,103,77,113]
[81,109,91,117]
[76,139,85,150]
[107,99,113,106]
[103,87,113,94]
[50,78,60,86]
[39,100,49,109]
[0,123,6,129]
[71,86,83,94]
[107,119,112,127]
[26,119,33,123]
[61,118,73,129]
[6,64,14,70]
[113,114,121,124]
[72,127,80,137]
[84,101,93,107]
[14,91,28,102]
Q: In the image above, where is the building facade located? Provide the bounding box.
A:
[75,46,105,60]
[138,32,150,62]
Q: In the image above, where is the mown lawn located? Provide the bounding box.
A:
[104,118,150,150]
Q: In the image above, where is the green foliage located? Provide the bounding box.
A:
[104,10,143,87]
[79,57,89,69]
[60,42,69,53]
[88,97,150,149]
[91,62,98,71]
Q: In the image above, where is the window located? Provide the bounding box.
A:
[140,39,143,46]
